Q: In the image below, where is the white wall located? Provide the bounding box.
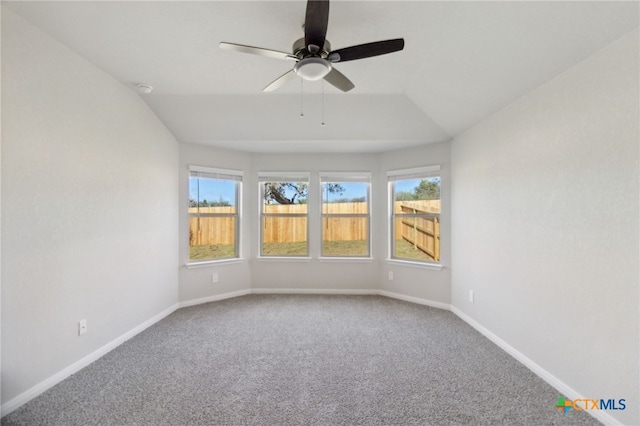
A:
[1,8,179,407]
[249,152,382,292]
[179,144,252,303]
[379,143,451,306]
[451,29,639,425]
[177,144,452,307]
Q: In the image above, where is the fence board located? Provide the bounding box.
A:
[188,201,440,257]
[394,200,440,261]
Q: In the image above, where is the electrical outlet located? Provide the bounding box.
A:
[388,271,394,281]
[78,319,87,336]
[469,290,474,303]
[212,272,219,283]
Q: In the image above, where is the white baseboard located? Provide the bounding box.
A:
[178,289,251,308]
[449,306,622,426]
[1,303,179,417]
[251,288,379,295]
[249,289,451,314]
[0,290,451,418]
[378,290,451,311]
[4,291,623,425]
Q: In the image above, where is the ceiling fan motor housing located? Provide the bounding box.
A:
[293,37,331,59]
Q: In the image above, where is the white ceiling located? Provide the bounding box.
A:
[5,1,639,153]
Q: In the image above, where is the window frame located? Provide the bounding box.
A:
[258,172,311,259]
[187,165,243,265]
[319,172,372,259]
[388,165,441,267]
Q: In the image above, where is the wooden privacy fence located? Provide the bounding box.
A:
[189,206,236,246]
[189,201,440,258]
[395,200,440,262]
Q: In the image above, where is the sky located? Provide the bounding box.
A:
[189,177,236,205]
[189,177,438,206]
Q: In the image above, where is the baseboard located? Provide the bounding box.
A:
[1,302,179,417]
[0,290,448,419]
[178,289,252,308]
[251,288,379,295]
[378,290,451,310]
[449,305,622,426]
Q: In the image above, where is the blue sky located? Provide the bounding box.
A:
[394,179,420,194]
[190,177,438,206]
[322,182,367,202]
[189,177,236,205]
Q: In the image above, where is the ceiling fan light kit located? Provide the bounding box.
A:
[294,58,332,81]
[219,0,405,93]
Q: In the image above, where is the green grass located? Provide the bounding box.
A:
[262,240,371,257]
[191,239,431,261]
[190,244,236,260]
[394,239,431,261]
[322,240,368,257]
[261,241,308,256]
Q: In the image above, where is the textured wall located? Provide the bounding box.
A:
[1,9,179,405]
[451,30,639,425]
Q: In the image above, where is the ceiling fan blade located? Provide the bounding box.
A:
[263,69,298,92]
[327,38,405,63]
[323,68,354,92]
[219,42,298,61]
[304,0,329,53]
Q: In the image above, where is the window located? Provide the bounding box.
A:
[188,166,242,262]
[389,166,441,263]
[320,173,371,257]
[259,173,310,257]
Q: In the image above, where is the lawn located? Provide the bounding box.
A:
[322,240,368,256]
[189,244,236,260]
[262,241,308,256]
[394,238,431,261]
[190,239,431,260]
[262,240,369,256]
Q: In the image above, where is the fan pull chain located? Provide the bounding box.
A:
[321,80,326,127]
[300,78,304,118]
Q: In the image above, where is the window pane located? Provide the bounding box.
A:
[189,216,237,260]
[189,177,236,210]
[262,182,308,206]
[322,217,369,256]
[188,174,239,262]
[261,180,309,257]
[322,182,368,213]
[394,216,439,261]
[262,216,308,256]
[392,176,441,262]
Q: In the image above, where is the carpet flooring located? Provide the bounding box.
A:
[2,295,600,425]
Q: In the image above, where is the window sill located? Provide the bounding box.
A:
[319,257,373,263]
[185,258,245,269]
[386,259,444,271]
[256,256,312,262]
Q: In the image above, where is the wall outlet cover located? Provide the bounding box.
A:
[78,319,87,335]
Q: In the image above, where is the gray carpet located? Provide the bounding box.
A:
[2,295,600,425]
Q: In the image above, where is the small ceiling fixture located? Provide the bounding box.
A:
[136,84,153,94]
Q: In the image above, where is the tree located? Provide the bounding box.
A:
[264,182,345,204]
[189,197,231,207]
[264,183,308,204]
[414,178,440,200]
[394,191,415,201]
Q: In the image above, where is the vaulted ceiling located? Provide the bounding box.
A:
[5,1,639,153]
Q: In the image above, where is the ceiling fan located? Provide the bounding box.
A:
[219,0,404,92]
